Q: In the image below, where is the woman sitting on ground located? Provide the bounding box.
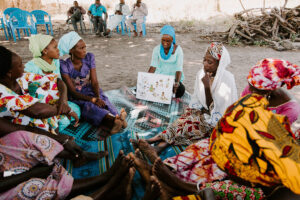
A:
[25,34,81,132]
[131,93,300,200]
[241,58,300,124]
[58,31,127,134]
[148,25,185,98]
[0,46,79,134]
[0,130,134,199]
[135,42,238,153]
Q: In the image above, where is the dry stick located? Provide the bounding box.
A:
[235,29,254,40]
[238,0,248,17]
[283,0,289,9]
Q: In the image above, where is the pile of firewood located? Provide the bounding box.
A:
[203,5,300,51]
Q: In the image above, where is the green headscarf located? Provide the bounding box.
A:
[29,34,57,72]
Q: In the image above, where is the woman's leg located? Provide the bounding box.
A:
[99,90,128,129]
[68,153,133,198]
[101,113,123,134]
[58,150,108,167]
[153,158,198,194]
[146,135,164,144]
[90,167,136,200]
[153,141,170,154]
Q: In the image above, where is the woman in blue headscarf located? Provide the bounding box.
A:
[148,25,185,98]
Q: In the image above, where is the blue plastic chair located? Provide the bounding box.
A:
[109,14,127,35]
[31,10,53,35]
[9,10,37,42]
[127,16,146,37]
[0,17,8,40]
[3,7,22,38]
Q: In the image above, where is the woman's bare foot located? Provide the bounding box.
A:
[120,108,128,128]
[142,176,162,200]
[124,167,136,200]
[110,117,123,134]
[105,150,125,177]
[130,139,139,150]
[89,155,134,199]
[152,158,197,194]
[73,151,108,167]
[129,151,152,184]
[138,139,159,163]
[135,148,145,160]
[100,167,136,200]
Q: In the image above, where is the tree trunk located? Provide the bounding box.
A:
[216,0,221,12]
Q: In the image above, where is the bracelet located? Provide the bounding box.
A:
[91,97,97,103]
[62,138,69,146]
[174,82,180,87]
[68,108,74,114]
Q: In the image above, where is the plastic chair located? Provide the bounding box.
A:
[9,10,37,42]
[127,16,146,37]
[0,17,8,40]
[109,14,127,35]
[31,10,53,35]
[3,7,22,38]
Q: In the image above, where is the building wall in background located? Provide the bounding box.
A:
[0,0,298,22]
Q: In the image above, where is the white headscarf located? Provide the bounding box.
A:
[189,43,238,126]
[58,31,82,56]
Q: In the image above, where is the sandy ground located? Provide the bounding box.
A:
[2,29,299,91]
[1,24,300,127]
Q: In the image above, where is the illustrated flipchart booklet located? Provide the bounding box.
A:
[136,72,174,104]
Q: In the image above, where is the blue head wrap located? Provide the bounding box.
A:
[160,25,176,60]
[58,31,82,56]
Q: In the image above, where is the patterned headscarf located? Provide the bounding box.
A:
[207,42,223,60]
[248,58,300,90]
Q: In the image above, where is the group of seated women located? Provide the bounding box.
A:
[0,24,300,200]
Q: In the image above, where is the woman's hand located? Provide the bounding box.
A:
[67,111,79,127]
[63,138,83,158]
[173,82,179,94]
[202,72,214,89]
[57,100,69,115]
[95,98,106,108]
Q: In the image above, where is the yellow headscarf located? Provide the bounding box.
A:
[28,34,57,72]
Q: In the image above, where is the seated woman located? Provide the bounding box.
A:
[241,58,300,124]
[58,31,127,134]
[0,46,79,135]
[0,131,136,199]
[148,25,185,98]
[131,94,300,200]
[25,34,81,132]
[135,42,238,153]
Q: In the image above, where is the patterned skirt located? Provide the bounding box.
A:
[172,180,265,200]
[163,138,227,184]
[159,108,213,146]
